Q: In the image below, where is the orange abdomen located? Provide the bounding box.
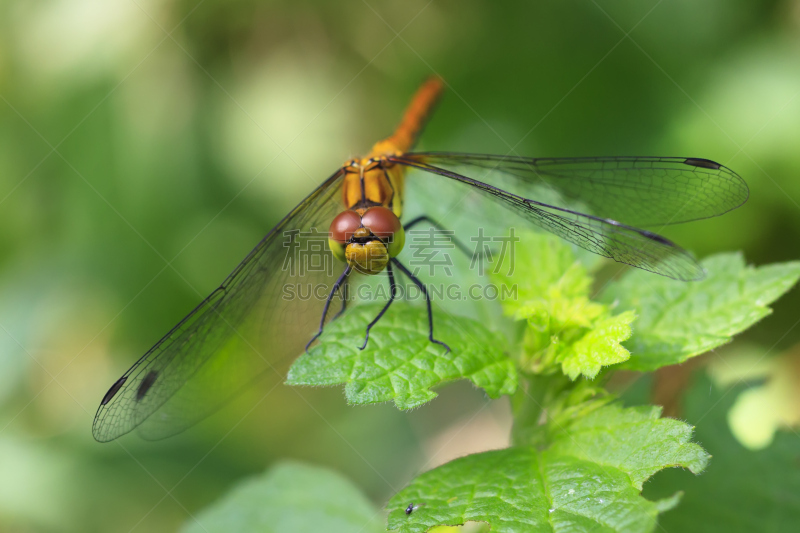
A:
[341,77,444,215]
[381,77,444,155]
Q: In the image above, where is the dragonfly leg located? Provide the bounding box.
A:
[305,265,352,352]
[332,278,349,320]
[391,258,451,353]
[403,215,493,260]
[360,262,397,350]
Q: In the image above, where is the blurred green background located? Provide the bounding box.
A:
[2,0,800,531]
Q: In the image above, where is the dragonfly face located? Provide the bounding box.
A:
[328,206,405,275]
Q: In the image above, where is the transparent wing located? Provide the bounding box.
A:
[393,157,712,281]
[93,169,346,442]
[400,153,748,227]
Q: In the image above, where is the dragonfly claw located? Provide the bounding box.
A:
[431,338,450,354]
[359,333,370,350]
[305,333,321,353]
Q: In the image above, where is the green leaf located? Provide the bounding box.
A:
[180,461,382,533]
[287,303,517,409]
[496,232,634,378]
[600,253,800,371]
[493,232,599,325]
[546,403,708,489]
[388,403,707,533]
[641,374,800,532]
[559,310,636,380]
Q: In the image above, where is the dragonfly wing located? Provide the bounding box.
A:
[393,157,704,281]
[93,169,346,442]
[400,153,748,227]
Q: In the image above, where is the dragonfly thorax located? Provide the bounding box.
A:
[328,206,405,275]
[341,154,405,218]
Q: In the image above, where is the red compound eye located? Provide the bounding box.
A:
[329,210,362,244]
[360,206,402,241]
[330,210,361,244]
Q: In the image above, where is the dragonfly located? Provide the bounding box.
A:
[93,78,748,442]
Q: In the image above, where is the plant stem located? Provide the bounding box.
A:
[510,373,551,448]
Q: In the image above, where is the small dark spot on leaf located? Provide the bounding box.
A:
[406,502,424,515]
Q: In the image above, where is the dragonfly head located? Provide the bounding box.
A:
[329,206,405,275]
